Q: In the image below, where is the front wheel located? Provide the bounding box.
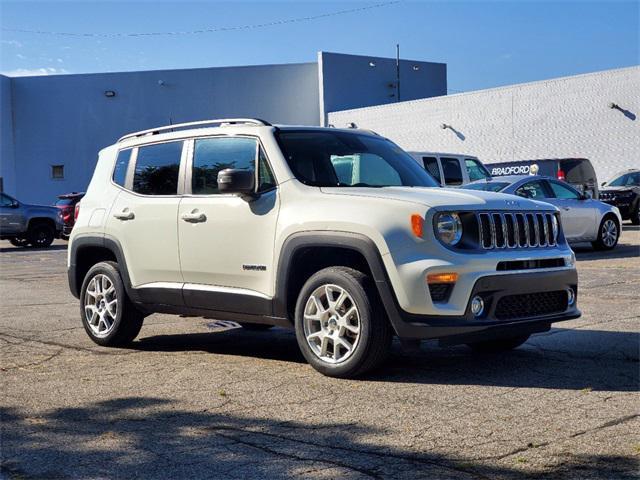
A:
[294,266,392,378]
[80,261,144,346]
[591,216,619,250]
[467,334,530,353]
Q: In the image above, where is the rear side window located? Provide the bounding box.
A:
[113,149,132,187]
[133,141,183,195]
[549,181,580,199]
[422,157,441,183]
[441,157,463,186]
[192,137,257,195]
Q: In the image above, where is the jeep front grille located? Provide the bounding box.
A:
[476,212,558,249]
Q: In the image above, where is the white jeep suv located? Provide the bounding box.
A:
[68,118,580,378]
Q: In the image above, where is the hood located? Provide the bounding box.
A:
[320,186,555,211]
[601,186,635,193]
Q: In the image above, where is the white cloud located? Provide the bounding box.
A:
[1,67,69,77]
[1,40,23,48]
[16,53,27,59]
[56,58,64,63]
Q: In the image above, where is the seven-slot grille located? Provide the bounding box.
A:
[477,212,557,249]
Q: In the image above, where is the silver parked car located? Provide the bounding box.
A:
[463,175,622,250]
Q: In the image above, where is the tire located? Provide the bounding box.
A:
[467,334,530,353]
[294,266,392,378]
[238,322,274,331]
[591,215,620,250]
[9,237,30,247]
[631,204,640,226]
[27,223,54,248]
[80,261,144,347]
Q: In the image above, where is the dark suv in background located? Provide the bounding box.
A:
[599,169,640,225]
[0,193,64,247]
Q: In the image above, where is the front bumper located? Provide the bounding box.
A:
[383,269,579,342]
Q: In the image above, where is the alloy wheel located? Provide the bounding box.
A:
[84,274,118,337]
[601,219,618,247]
[303,284,361,364]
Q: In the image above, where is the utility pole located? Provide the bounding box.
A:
[396,43,400,102]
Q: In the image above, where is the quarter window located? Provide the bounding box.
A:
[257,148,276,192]
[192,137,257,195]
[133,141,183,195]
[441,157,463,186]
[422,157,441,183]
[113,149,132,187]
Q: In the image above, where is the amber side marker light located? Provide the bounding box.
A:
[427,272,459,284]
[411,214,424,238]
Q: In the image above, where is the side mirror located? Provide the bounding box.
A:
[11,201,19,208]
[601,182,607,187]
[580,191,592,200]
[217,169,255,198]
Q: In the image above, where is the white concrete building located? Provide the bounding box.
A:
[329,66,640,183]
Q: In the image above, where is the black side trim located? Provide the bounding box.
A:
[182,288,271,316]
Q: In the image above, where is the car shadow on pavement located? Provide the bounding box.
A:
[0,244,68,253]
[134,328,638,393]
[1,397,638,479]
[572,241,640,260]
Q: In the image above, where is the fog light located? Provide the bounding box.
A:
[567,288,576,306]
[471,296,485,317]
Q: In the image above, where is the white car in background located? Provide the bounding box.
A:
[409,152,491,187]
[463,175,622,250]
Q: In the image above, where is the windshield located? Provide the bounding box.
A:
[607,172,640,187]
[462,182,509,192]
[276,130,439,188]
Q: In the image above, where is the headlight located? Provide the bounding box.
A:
[435,212,463,246]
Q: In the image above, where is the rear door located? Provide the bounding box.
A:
[105,141,185,294]
[0,194,22,234]
[421,156,443,186]
[546,180,597,240]
[440,157,464,187]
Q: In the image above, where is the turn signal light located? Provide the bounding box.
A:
[427,272,459,284]
[411,214,424,238]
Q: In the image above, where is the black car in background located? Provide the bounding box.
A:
[599,170,640,225]
[484,158,599,199]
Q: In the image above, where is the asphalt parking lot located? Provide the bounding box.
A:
[1,227,638,480]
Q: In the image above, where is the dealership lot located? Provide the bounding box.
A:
[1,228,638,479]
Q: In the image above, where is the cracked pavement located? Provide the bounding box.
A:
[1,227,639,479]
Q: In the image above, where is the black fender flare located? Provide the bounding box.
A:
[68,234,135,299]
[273,231,405,333]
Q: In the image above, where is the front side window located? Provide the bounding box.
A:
[441,157,463,186]
[192,137,257,195]
[113,149,132,187]
[276,130,438,188]
[549,181,580,199]
[608,173,640,187]
[133,141,183,195]
[422,157,441,183]
[465,158,490,181]
[0,193,15,207]
[515,181,549,199]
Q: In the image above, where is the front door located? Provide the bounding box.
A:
[105,141,185,297]
[178,136,280,314]
[0,194,22,235]
[546,180,597,241]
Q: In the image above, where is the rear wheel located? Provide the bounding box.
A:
[591,215,619,250]
[294,266,392,378]
[9,237,29,247]
[27,223,54,248]
[467,334,530,353]
[80,261,144,346]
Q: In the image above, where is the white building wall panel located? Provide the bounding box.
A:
[329,66,640,183]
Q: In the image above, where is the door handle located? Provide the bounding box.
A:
[113,208,135,220]
[181,210,207,223]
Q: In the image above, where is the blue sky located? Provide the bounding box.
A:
[0,0,638,92]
